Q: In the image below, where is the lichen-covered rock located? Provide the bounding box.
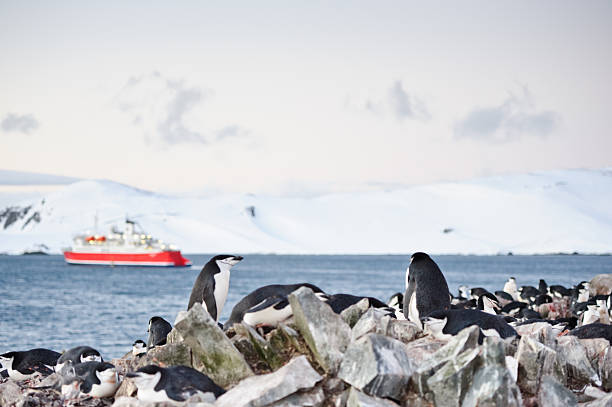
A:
[411,325,480,396]
[346,387,401,407]
[537,375,577,407]
[462,365,522,407]
[590,274,612,296]
[338,333,417,401]
[426,347,481,407]
[516,335,566,394]
[557,335,601,387]
[173,302,253,388]
[234,323,284,371]
[141,342,192,368]
[341,298,371,327]
[351,308,420,344]
[215,356,322,407]
[288,286,351,374]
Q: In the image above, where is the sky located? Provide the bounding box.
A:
[1,1,611,196]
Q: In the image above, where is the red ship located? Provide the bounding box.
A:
[63,219,191,267]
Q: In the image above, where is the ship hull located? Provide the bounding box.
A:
[63,250,191,267]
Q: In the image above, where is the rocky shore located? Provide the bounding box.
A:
[2,278,612,407]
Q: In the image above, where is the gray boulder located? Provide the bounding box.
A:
[215,355,322,407]
[351,308,420,344]
[0,380,22,406]
[516,335,566,394]
[411,325,481,396]
[462,365,522,407]
[338,333,417,401]
[557,335,601,387]
[581,338,610,373]
[601,347,612,391]
[265,386,325,407]
[590,274,612,296]
[288,286,351,374]
[341,298,371,327]
[426,346,481,407]
[173,302,253,388]
[537,375,577,407]
[346,387,400,407]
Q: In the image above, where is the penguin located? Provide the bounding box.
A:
[242,295,293,327]
[388,293,406,320]
[421,309,518,341]
[59,361,120,398]
[324,293,391,314]
[494,290,514,306]
[132,340,147,358]
[503,277,519,300]
[224,283,325,329]
[0,348,61,380]
[534,294,553,306]
[127,365,225,402]
[403,252,451,329]
[501,301,528,317]
[55,346,102,371]
[519,286,539,304]
[569,323,612,345]
[147,316,173,348]
[187,254,243,322]
[477,293,501,315]
[548,285,571,298]
[469,287,490,301]
[538,279,548,295]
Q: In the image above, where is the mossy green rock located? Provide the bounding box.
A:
[174,302,253,388]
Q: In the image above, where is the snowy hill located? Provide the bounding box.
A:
[1,168,611,255]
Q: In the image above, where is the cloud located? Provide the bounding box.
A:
[357,80,430,121]
[1,113,39,134]
[115,72,247,146]
[454,87,559,142]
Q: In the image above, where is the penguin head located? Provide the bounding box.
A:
[477,293,501,314]
[421,311,449,338]
[388,292,403,309]
[0,352,16,368]
[127,365,164,389]
[80,348,102,363]
[147,316,167,331]
[132,340,147,356]
[95,363,119,385]
[210,254,243,269]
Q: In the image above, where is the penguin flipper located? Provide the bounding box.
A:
[187,272,217,320]
[403,278,416,321]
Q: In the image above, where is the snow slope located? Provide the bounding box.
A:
[1,168,611,255]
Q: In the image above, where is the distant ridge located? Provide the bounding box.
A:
[0,169,81,185]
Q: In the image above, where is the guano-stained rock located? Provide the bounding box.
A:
[173,302,253,388]
[288,286,351,374]
[337,333,417,401]
[214,355,322,407]
[537,375,578,407]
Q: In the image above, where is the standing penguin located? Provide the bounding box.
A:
[147,317,173,348]
[187,255,243,322]
[403,252,451,329]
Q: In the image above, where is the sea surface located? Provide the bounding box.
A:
[1,254,611,359]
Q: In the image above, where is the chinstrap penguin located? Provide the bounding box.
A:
[422,309,518,341]
[132,340,147,357]
[242,295,293,327]
[147,316,173,348]
[127,365,225,402]
[55,346,102,371]
[59,361,120,398]
[0,348,61,380]
[188,254,243,322]
[403,252,451,329]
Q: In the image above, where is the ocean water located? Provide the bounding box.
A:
[1,254,611,359]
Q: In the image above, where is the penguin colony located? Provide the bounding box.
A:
[1,252,612,405]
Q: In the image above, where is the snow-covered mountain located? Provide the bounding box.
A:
[1,168,611,255]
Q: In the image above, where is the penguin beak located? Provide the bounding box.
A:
[125,372,140,378]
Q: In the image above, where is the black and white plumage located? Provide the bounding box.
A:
[324,293,391,314]
[187,254,243,322]
[569,323,612,345]
[55,346,102,371]
[127,365,225,402]
[403,252,451,329]
[501,301,528,317]
[147,316,172,348]
[242,295,293,327]
[519,286,540,303]
[422,309,518,341]
[388,292,406,320]
[548,285,571,298]
[132,340,147,357]
[0,348,61,380]
[59,361,120,398]
[477,293,501,315]
[224,283,325,329]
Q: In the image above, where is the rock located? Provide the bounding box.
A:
[142,342,192,368]
[462,365,522,407]
[215,356,322,407]
[480,336,506,366]
[0,380,22,406]
[557,335,601,387]
[111,396,158,406]
[537,375,577,407]
[590,274,612,296]
[514,322,556,347]
[601,347,612,391]
[173,302,253,388]
[410,325,481,396]
[584,386,610,401]
[346,387,400,407]
[288,286,351,374]
[426,347,481,407]
[167,326,184,344]
[516,335,566,394]
[266,386,325,407]
[580,338,609,373]
[114,378,138,398]
[351,308,420,344]
[582,393,612,407]
[338,333,417,401]
[341,298,371,327]
[235,323,284,371]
